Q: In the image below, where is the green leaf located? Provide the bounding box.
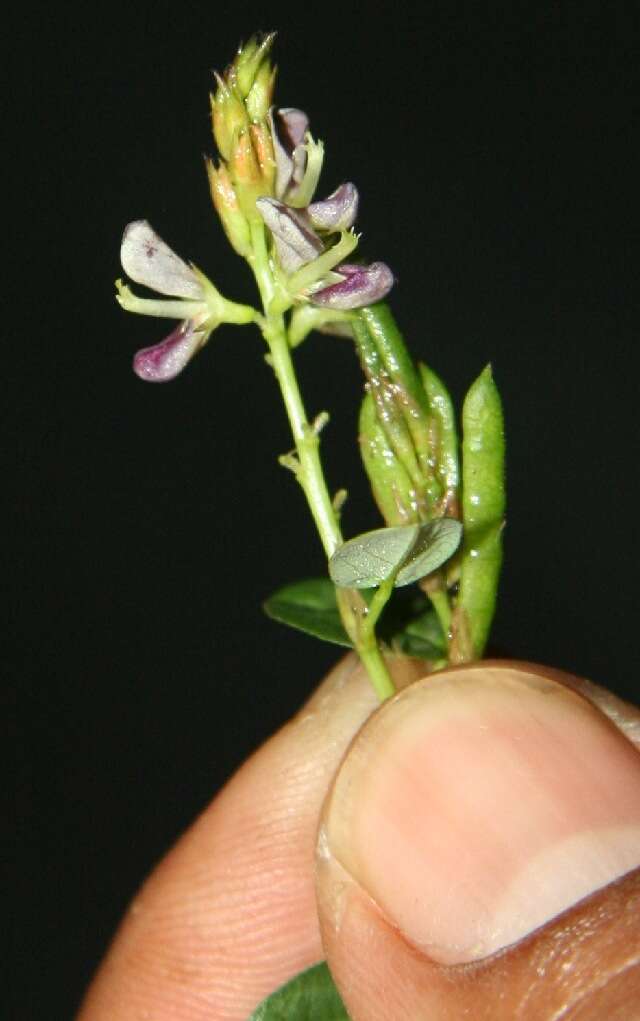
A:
[264,577,446,658]
[263,578,351,647]
[248,961,350,1020]
[329,519,462,590]
[386,604,447,658]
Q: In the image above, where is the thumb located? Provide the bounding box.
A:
[316,662,640,1020]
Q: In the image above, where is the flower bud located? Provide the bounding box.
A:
[228,127,267,219]
[205,158,252,256]
[210,75,249,161]
[232,32,276,98]
[249,122,276,192]
[246,61,276,122]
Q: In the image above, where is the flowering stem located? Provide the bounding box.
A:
[247,219,395,699]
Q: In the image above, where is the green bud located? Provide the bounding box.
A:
[359,392,420,526]
[210,76,249,161]
[233,32,276,99]
[246,61,276,122]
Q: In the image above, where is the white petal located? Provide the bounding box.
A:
[120,221,204,300]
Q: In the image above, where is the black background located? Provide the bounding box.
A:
[8,3,639,1017]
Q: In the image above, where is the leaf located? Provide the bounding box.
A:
[264,577,446,658]
[263,578,351,647]
[387,605,447,659]
[248,961,350,1020]
[329,518,462,589]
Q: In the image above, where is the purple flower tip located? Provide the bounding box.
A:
[308,183,359,232]
[270,107,310,200]
[133,320,206,382]
[311,262,394,310]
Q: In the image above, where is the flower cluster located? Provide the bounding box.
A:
[116,34,394,381]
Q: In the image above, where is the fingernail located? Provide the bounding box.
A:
[322,664,640,964]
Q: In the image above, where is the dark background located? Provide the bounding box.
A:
[8,2,639,1017]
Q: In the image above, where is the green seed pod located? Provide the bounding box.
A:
[418,362,460,515]
[454,364,505,659]
[357,306,442,510]
[359,392,419,526]
[352,315,432,516]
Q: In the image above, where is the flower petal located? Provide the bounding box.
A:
[270,108,309,199]
[121,221,204,300]
[278,107,309,149]
[311,262,394,310]
[256,197,323,274]
[133,320,206,382]
[308,183,359,231]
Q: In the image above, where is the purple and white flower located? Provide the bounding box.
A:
[255,198,394,310]
[116,220,254,381]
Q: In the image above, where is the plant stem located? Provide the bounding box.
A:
[356,575,396,700]
[247,220,396,698]
[428,588,452,644]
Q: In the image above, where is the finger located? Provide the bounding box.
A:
[317,662,640,1019]
[77,653,427,1021]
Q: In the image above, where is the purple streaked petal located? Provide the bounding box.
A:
[270,108,309,199]
[121,221,204,300]
[308,183,359,232]
[133,320,206,382]
[278,107,309,149]
[311,262,394,310]
[256,197,323,273]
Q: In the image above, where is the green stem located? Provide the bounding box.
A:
[428,587,452,644]
[247,220,395,698]
[356,575,397,700]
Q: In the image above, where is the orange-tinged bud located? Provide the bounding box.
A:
[228,127,266,219]
[249,122,276,191]
[205,159,252,256]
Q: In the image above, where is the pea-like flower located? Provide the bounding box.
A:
[116,221,254,381]
[255,197,394,310]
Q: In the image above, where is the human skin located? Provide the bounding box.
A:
[78,658,640,1020]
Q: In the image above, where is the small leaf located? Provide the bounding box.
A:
[263,578,351,647]
[248,961,349,1020]
[329,519,462,590]
[387,605,446,658]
